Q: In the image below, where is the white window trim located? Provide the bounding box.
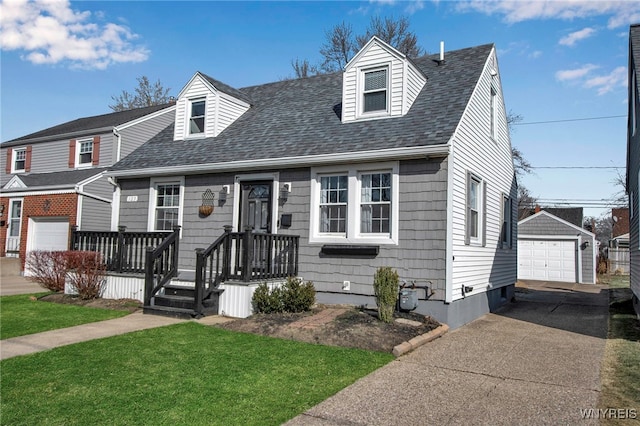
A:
[466,173,485,246]
[186,98,206,139]
[11,148,26,173]
[147,177,185,235]
[309,161,399,245]
[75,138,93,168]
[501,193,512,249]
[357,63,391,119]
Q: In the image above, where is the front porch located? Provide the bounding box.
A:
[70,226,299,318]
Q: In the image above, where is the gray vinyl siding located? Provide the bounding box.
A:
[80,196,111,231]
[117,109,175,161]
[519,214,595,284]
[82,176,113,200]
[1,132,114,178]
[629,74,640,301]
[450,46,517,300]
[118,178,152,232]
[115,158,449,298]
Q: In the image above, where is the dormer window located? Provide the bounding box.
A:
[189,99,206,135]
[362,67,388,114]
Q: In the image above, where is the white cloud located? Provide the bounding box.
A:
[528,50,542,59]
[555,64,599,81]
[456,0,639,29]
[559,27,596,47]
[0,0,149,69]
[584,66,627,95]
[555,64,626,95]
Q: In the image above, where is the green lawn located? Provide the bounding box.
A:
[0,293,129,340]
[598,275,640,424]
[0,322,393,425]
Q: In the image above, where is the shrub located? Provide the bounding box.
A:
[65,251,106,300]
[373,267,399,323]
[252,277,316,314]
[282,276,316,313]
[25,251,68,292]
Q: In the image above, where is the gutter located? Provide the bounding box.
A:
[107,144,451,178]
[2,126,114,147]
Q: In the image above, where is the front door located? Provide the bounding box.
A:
[5,199,22,257]
[239,181,272,233]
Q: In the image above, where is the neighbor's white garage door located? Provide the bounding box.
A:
[27,217,70,252]
[518,239,577,282]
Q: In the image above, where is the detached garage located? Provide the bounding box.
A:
[518,211,596,284]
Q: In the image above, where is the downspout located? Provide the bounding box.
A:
[113,128,122,162]
[108,177,121,232]
[445,143,454,304]
[74,183,83,230]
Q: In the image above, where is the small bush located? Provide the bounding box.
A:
[373,267,399,323]
[25,251,68,292]
[282,277,316,313]
[65,251,106,300]
[252,277,316,314]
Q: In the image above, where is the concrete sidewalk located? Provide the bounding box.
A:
[0,274,43,296]
[285,280,610,425]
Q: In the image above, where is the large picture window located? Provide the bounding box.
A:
[310,162,399,244]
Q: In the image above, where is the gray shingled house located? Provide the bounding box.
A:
[627,24,640,317]
[103,37,517,329]
[0,103,176,272]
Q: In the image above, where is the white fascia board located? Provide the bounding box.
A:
[345,36,406,71]
[177,72,217,99]
[106,144,451,179]
[77,171,107,187]
[114,105,177,132]
[3,127,114,147]
[218,90,251,109]
[77,191,112,204]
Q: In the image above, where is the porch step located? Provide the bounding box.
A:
[154,294,195,310]
[163,284,195,298]
[143,305,200,320]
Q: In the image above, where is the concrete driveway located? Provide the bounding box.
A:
[286,281,609,425]
[0,275,43,296]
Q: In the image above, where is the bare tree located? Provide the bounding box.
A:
[319,22,356,73]
[355,16,423,58]
[109,76,172,112]
[517,185,538,220]
[291,58,320,78]
[292,16,423,77]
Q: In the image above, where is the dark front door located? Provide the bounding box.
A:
[239,181,272,233]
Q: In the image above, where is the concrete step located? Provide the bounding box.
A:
[1,257,21,277]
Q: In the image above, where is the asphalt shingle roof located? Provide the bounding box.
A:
[4,168,107,189]
[112,44,493,172]
[3,103,175,145]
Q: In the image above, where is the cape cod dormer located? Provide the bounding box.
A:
[173,72,251,141]
[341,36,427,123]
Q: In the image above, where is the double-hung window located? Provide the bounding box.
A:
[13,149,26,173]
[311,162,399,244]
[319,175,348,233]
[149,178,184,232]
[189,99,206,135]
[466,173,485,245]
[501,194,512,248]
[362,67,388,114]
[77,139,93,166]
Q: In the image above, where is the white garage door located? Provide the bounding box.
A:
[27,217,70,252]
[518,239,576,283]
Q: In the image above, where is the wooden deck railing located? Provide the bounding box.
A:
[70,226,172,274]
[144,228,180,307]
[194,226,299,313]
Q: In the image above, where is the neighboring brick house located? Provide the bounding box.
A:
[612,207,630,238]
[0,103,176,272]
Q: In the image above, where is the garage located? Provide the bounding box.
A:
[517,210,596,284]
[26,217,70,252]
[518,239,577,282]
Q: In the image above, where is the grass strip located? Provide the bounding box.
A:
[1,293,128,340]
[598,275,640,424]
[1,322,393,425]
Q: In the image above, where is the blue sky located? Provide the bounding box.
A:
[2,0,639,219]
